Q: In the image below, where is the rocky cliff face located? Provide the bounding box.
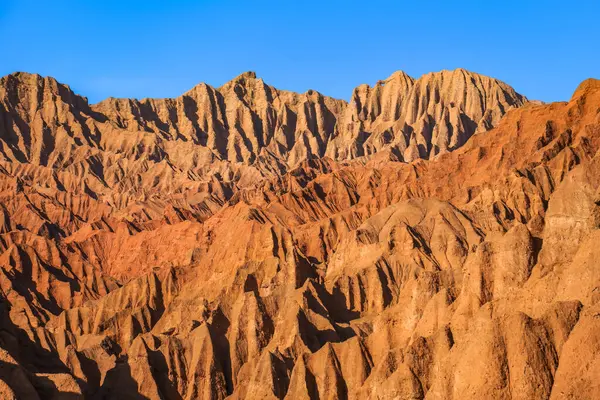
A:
[0,69,599,400]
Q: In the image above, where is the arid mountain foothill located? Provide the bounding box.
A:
[0,68,599,399]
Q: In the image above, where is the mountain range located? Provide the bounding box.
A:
[0,68,598,399]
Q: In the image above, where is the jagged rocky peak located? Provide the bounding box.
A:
[219,70,275,106]
[392,68,527,160]
[571,77,600,101]
[0,72,101,166]
[403,68,527,127]
[325,68,527,162]
[223,70,258,84]
[349,70,416,123]
[0,71,90,113]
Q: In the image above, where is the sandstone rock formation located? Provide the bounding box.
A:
[0,69,598,399]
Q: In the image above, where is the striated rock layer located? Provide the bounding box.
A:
[0,69,599,399]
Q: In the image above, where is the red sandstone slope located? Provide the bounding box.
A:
[0,71,599,399]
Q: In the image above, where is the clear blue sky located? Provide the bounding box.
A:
[1,0,598,104]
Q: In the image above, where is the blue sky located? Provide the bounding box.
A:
[1,0,598,104]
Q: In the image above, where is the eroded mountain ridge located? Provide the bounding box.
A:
[0,69,599,399]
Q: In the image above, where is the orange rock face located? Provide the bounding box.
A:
[0,69,598,399]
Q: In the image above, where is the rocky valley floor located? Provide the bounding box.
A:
[0,69,598,399]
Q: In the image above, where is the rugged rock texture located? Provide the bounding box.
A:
[328,68,526,161]
[0,69,599,399]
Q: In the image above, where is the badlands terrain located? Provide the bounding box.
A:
[0,68,598,399]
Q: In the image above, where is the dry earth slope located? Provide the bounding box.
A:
[0,69,599,399]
